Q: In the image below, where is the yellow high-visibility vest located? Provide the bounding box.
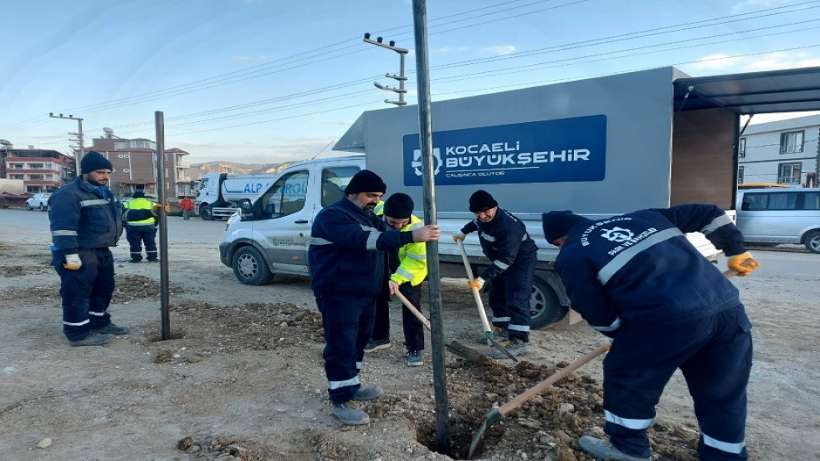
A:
[375,201,428,286]
[124,197,156,226]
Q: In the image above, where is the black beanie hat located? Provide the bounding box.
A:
[542,210,588,243]
[469,190,498,213]
[133,190,145,198]
[345,169,387,195]
[80,151,113,174]
[383,193,414,219]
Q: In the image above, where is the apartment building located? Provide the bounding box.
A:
[88,130,193,199]
[739,114,820,187]
[2,148,76,193]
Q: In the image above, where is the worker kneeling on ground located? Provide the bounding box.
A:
[542,204,760,461]
[48,151,128,347]
[123,189,159,262]
[308,170,440,426]
[367,193,428,367]
[453,190,537,358]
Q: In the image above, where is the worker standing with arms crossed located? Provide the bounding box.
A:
[308,170,440,425]
[542,204,759,461]
[48,151,128,346]
[367,193,429,367]
[453,190,537,357]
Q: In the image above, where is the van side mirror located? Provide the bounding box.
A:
[239,199,254,218]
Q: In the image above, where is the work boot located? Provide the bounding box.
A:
[406,350,423,367]
[487,338,529,359]
[330,401,370,425]
[364,338,391,353]
[577,436,650,461]
[129,259,141,263]
[351,385,383,401]
[68,334,113,347]
[91,323,130,335]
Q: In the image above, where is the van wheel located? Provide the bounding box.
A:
[804,231,820,254]
[530,276,567,329]
[40,203,47,211]
[200,204,213,220]
[232,245,273,285]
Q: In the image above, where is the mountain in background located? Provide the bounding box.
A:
[189,161,291,180]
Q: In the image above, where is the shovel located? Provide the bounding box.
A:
[455,240,518,362]
[394,289,491,366]
[468,342,610,459]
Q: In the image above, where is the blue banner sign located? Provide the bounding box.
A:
[402,115,606,186]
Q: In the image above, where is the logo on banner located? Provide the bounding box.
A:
[402,115,606,186]
[410,148,442,176]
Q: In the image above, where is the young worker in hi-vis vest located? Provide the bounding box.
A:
[366,193,428,367]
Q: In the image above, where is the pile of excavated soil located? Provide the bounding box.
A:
[111,274,185,303]
[0,265,51,277]
[403,359,699,460]
[144,300,324,357]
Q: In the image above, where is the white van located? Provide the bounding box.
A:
[736,188,820,253]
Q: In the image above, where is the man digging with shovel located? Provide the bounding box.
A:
[542,204,759,461]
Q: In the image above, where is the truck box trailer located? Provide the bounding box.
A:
[219,65,820,328]
[196,172,277,219]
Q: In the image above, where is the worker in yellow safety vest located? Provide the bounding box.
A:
[365,193,429,367]
[123,190,158,262]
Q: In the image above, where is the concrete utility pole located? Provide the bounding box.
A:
[363,33,408,106]
[49,112,84,175]
[412,0,449,452]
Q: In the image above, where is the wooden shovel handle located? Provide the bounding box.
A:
[456,240,494,333]
[394,289,432,331]
[499,342,610,416]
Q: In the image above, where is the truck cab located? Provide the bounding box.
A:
[219,155,364,283]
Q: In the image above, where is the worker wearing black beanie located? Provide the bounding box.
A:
[80,151,113,175]
[345,170,387,195]
[468,189,498,213]
[383,193,414,219]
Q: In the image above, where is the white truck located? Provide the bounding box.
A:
[217,66,787,328]
[195,172,277,220]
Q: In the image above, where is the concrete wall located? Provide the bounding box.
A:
[348,67,677,215]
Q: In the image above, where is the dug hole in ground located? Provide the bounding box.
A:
[0,210,817,460]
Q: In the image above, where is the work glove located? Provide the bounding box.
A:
[412,225,441,242]
[452,231,466,242]
[388,280,400,296]
[467,277,484,290]
[152,203,171,213]
[63,254,82,271]
[727,251,760,276]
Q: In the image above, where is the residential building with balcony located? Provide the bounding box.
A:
[2,148,76,193]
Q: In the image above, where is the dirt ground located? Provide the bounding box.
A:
[0,210,818,460]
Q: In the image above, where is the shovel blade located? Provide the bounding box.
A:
[487,333,519,362]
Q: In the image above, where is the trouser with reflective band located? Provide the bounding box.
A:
[125,225,157,261]
[488,250,535,342]
[54,248,115,341]
[373,281,425,352]
[316,293,376,404]
[603,305,752,460]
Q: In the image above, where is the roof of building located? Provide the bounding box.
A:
[742,113,820,135]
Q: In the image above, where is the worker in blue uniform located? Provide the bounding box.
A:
[542,204,760,461]
[308,170,440,425]
[453,190,537,357]
[48,151,128,347]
